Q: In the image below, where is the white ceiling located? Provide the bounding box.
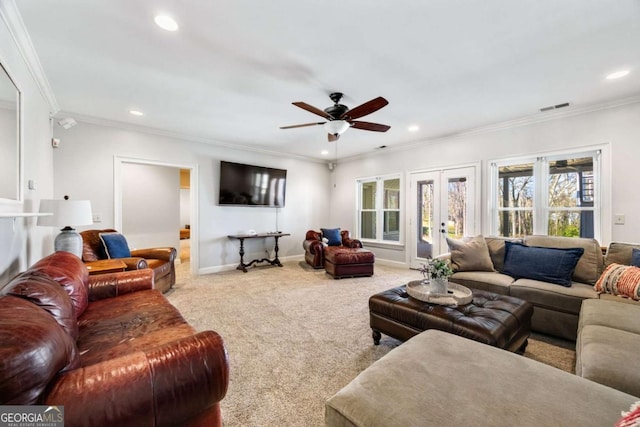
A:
[15,0,640,161]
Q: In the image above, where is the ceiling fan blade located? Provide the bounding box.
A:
[328,133,339,142]
[292,102,332,119]
[350,121,391,132]
[341,97,388,120]
[280,122,325,129]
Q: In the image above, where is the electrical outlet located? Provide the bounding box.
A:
[92,213,102,223]
[614,214,625,225]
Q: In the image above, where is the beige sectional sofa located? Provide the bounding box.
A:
[325,237,640,426]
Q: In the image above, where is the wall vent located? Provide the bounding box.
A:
[540,102,571,112]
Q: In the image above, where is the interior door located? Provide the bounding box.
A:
[409,166,477,268]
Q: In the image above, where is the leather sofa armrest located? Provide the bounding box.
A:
[120,257,148,270]
[45,331,229,427]
[303,239,324,254]
[342,237,363,248]
[130,247,177,263]
[87,269,154,301]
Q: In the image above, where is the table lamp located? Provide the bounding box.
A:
[38,197,93,258]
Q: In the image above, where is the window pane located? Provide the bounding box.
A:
[417,181,434,258]
[360,211,376,239]
[383,211,400,241]
[383,178,400,209]
[548,210,594,238]
[498,164,534,208]
[498,210,533,237]
[448,177,466,239]
[361,182,376,209]
[548,157,594,208]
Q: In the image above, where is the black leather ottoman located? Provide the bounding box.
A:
[369,285,532,353]
[324,247,375,279]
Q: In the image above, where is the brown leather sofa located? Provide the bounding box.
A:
[0,251,229,427]
[80,228,177,293]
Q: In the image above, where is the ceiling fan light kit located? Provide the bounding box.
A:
[280,92,390,142]
[324,120,350,136]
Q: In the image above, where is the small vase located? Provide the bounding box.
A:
[432,277,448,295]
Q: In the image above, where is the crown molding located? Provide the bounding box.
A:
[58,110,326,164]
[340,93,640,164]
[0,0,59,114]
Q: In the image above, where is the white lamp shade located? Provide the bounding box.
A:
[324,120,350,135]
[38,199,93,228]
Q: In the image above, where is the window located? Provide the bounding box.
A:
[357,175,402,243]
[491,150,600,239]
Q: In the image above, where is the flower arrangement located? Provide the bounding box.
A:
[419,258,453,281]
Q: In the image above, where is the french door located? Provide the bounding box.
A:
[409,166,478,269]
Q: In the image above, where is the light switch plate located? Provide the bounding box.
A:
[614,214,625,225]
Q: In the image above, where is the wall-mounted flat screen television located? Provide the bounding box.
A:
[218,161,287,207]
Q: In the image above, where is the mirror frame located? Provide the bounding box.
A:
[0,60,22,204]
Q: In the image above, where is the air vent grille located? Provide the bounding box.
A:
[540,102,571,112]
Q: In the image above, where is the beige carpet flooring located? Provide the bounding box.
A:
[167,260,576,427]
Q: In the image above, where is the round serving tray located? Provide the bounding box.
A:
[406,280,473,306]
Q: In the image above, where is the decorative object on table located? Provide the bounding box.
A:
[418,258,453,294]
[38,196,93,258]
[406,280,473,306]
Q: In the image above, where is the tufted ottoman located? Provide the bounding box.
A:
[324,247,375,279]
[369,285,532,353]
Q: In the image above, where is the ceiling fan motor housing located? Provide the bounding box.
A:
[324,104,349,119]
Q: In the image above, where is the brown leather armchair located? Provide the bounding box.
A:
[303,229,363,268]
[80,229,177,293]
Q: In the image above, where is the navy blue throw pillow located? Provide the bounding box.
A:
[321,228,342,246]
[99,233,131,258]
[632,248,640,267]
[502,241,584,287]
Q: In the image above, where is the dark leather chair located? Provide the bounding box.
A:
[303,229,363,269]
[80,229,177,293]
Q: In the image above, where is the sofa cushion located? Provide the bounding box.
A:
[632,248,640,267]
[524,235,603,285]
[510,279,596,315]
[576,324,640,398]
[0,296,79,404]
[2,272,79,339]
[503,241,584,287]
[100,232,131,258]
[446,235,495,272]
[595,263,640,301]
[321,228,342,246]
[605,242,640,267]
[579,299,640,336]
[485,237,523,272]
[30,252,89,317]
[450,271,514,295]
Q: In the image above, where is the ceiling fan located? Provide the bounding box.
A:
[280,92,390,141]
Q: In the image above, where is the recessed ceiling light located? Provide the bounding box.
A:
[321,150,329,155]
[606,69,630,80]
[154,14,178,32]
[408,125,420,132]
[129,110,144,116]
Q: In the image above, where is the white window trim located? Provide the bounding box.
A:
[356,173,403,245]
[489,146,606,242]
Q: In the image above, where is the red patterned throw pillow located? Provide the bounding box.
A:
[615,401,640,427]
[595,263,640,301]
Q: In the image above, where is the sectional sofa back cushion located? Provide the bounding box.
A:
[524,235,603,285]
[484,237,524,272]
[446,235,495,272]
[605,242,640,267]
[503,241,584,287]
[0,295,79,404]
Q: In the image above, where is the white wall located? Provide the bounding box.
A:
[52,120,332,273]
[0,5,56,282]
[332,100,640,265]
[122,163,180,251]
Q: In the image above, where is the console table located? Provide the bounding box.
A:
[227,232,290,272]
